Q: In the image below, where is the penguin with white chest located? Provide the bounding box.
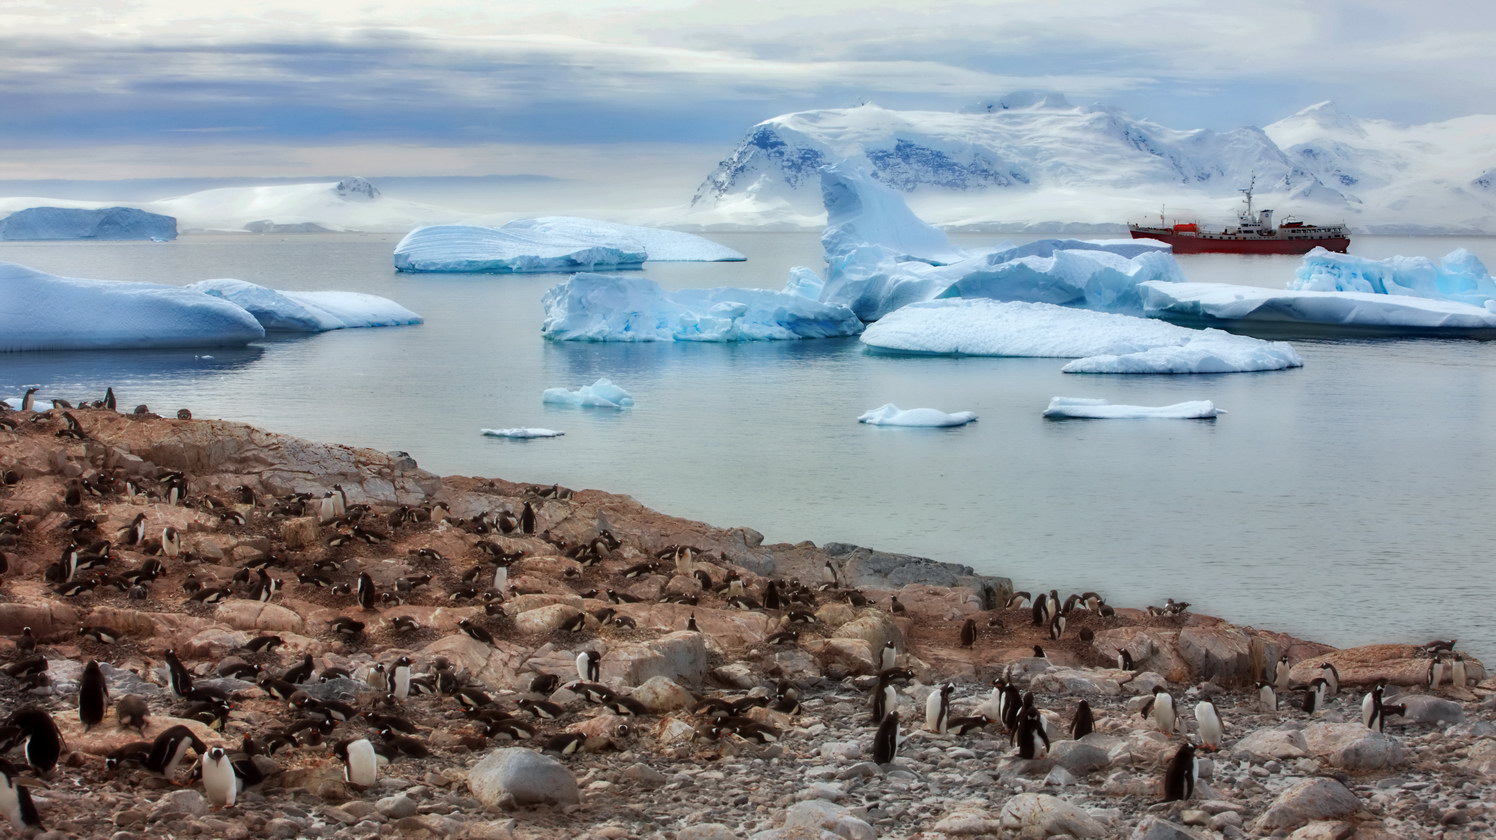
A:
[577,650,601,683]
[334,738,379,787]
[1451,653,1468,689]
[1274,655,1292,695]
[1362,683,1386,730]
[1427,653,1445,689]
[1256,681,1277,713]
[1194,698,1223,751]
[1141,687,1177,735]
[925,683,954,734]
[201,747,238,808]
[0,760,42,831]
[879,641,897,671]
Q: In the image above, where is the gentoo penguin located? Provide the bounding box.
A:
[0,760,42,831]
[1303,677,1329,714]
[871,672,899,724]
[116,694,149,734]
[7,708,63,774]
[577,650,601,682]
[686,614,700,632]
[103,387,117,411]
[1032,645,1046,659]
[1362,683,1386,730]
[519,502,537,535]
[821,559,839,589]
[542,731,587,756]
[457,619,493,645]
[283,654,315,685]
[1319,662,1340,696]
[1046,590,1060,619]
[1141,687,1177,734]
[161,526,181,559]
[163,649,194,697]
[20,388,38,412]
[1427,653,1446,689]
[356,573,376,611]
[959,618,977,649]
[879,641,898,671]
[492,563,508,593]
[1256,682,1277,713]
[1012,706,1050,759]
[947,714,990,736]
[997,681,1023,732]
[334,738,379,787]
[1194,698,1223,751]
[146,725,205,778]
[1070,700,1095,740]
[1451,653,1468,689]
[1162,742,1198,802]
[1048,613,1066,641]
[390,656,413,700]
[925,683,954,734]
[201,747,238,808]
[1030,598,1047,627]
[1274,655,1292,695]
[1117,649,1135,671]
[79,660,109,731]
[673,546,695,577]
[123,513,147,546]
[1006,591,1031,609]
[872,711,900,765]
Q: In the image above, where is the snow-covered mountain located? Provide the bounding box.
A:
[683,94,1496,233]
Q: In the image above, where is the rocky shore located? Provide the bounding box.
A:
[0,403,1491,840]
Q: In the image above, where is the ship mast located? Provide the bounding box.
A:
[1237,174,1256,225]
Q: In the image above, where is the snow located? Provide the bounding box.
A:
[857,403,977,427]
[1291,247,1496,308]
[0,206,177,241]
[1042,397,1222,420]
[541,273,863,342]
[1140,281,1496,335]
[2,397,54,411]
[0,261,265,352]
[185,279,422,331]
[394,225,647,274]
[860,299,1302,374]
[481,428,565,439]
[468,217,745,262]
[542,378,635,409]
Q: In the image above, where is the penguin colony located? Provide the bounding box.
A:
[0,392,1487,836]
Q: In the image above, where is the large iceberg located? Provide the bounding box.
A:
[394,217,743,273]
[1292,247,1496,308]
[186,279,422,331]
[861,299,1302,374]
[857,403,977,427]
[0,262,265,352]
[0,206,177,241]
[1042,396,1222,420]
[1141,281,1496,337]
[541,273,863,342]
[542,378,635,409]
[475,217,745,262]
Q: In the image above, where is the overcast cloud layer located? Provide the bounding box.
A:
[2,0,1493,182]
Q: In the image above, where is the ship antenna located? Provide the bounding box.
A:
[1159,204,1166,226]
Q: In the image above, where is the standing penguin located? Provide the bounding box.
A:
[7,708,63,775]
[390,656,413,700]
[997,681,1023,733]
[1162,742,1198,802]
[871,672,900,724]
[1303,677,1329,714]
[0,760,42,831]
[872,711,900,765]
[925,683,954,734]
[356,573,376,611]
[335,738,379,787]
[959,618,977,649]
[79,660,109,732]
[1319,662,1340,697]
[519,502,537,535]
[1194,698,1223,751]
[1274,655,1292,695]
[1427,653,1446,689]
[577,650,601,682]
[1450,653,1468,689]
[146,725,206,778]
[117,695,149,734]
[1141,687,1177,735]
[163,649,194,698]
[879,641,897,671]
[1256,681,1278,713]
[1012,706,1051,759]
[1362,683,1386,730]
[201,746,238,808]
[1070,700,1095,740]
[1117,649,1135,671]
[1047,612,1066,641]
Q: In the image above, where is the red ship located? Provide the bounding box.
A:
[1128,178,1349,255]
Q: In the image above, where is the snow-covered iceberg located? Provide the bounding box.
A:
[186,279,422,331]
[1141,281,1496,337]
[861,299,1302,374]
[1042,397,1222,420]
[857,403,977,427]
[1292,247,1496,308]
[394,217,744,273]
[542,378,635,409]
[472,217,745,262]
[541,273,863,342]
[481,428,565,439]
[0,262,265,352]
[0,206,177,241]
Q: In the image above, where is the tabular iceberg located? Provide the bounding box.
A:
[860,299,1302,374]
[481,428,565,439]
[1292,247,1496,308]
[0,206,178,241]
[541,273,863,342]
[1140,281,1496,336]
[1042,397,1221,420]
[542,378,635,409]
[482,217,745,262]
[0,262,265,352]
[395,225,647,274]
[857,403,977,427]
[186,279,423,331]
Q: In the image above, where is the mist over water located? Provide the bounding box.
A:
[4,231,1496,660]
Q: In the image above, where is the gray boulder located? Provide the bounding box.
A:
[468,747,580,808]
[1393,693,1463,725]
[822,543,1010,606]
[1251,777,1361,833]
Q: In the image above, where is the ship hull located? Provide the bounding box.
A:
[1129,228,1349,255]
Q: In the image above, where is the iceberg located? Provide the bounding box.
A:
[484,217,745,262]
[1042,397,1222,420]
[1140,281,1496,337]
[481,428,565,439]
[541,273,863,342]
[0,206,177,241]
[395,225,646,274]
[0,262,265,352]
[542,378,635,409]
[186,279,423,331]
[857,403,977,427]
[861,299,1302,374]
[1292,247,1496,308]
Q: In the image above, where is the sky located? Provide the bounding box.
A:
[2,0,1493,191]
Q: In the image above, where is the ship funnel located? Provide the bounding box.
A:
[1260,209,1274,227]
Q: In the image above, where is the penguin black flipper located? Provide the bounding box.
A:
[1070,700,1094,740]
[872,712,899,765]
[1163,743,1197,802]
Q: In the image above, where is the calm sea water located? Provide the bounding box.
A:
[3,232,1495,661]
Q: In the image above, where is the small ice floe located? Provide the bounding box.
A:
[857,403,977,427]
[542,377,635,409]
[1042,397,1222,420]
[481,428,565,439]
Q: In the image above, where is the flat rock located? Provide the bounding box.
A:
[602,631,706,687]
[630,676,694,712]
[1030,668,1125,696]
[998,793,1107,839]
[1233,727,1309,760]
[1394,693,1463,724]
[468,747,579,807]
[1252,777,1362,833]
[1132,817,1208,840]
[513,603,584,635]
[1304,722,1406,771]
[214,600,305,633]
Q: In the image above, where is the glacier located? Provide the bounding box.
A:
[186,279,423,331]
[540,273,863,342]
[0,262,265,352]
[542,378,635,409]
[1140,281,1496,337]
[861,299,1302,374]
[1042,396,1222,420]
[394,217,743,273]
[0,206,177,241]
[1292,247,1496,308]
[857,404,977,427]
[481,428,565,439]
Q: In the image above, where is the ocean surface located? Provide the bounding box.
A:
[4,232,1496,662]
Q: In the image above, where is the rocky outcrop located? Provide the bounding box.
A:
[468,748,579,807]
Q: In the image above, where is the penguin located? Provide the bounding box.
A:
[1427,653,1445,689]
[925,683,953,734]
[1194,698,1223,751]
[1030,597,1047,627]
[1303,677,1328,714]
[1362,683,1386,730]
[872,711,900,765]
[821,559,840,589]
[1012,707,1050,759]
[947,714,990,736]
[123,513,147,546]
[116,694,149,734]
[0,760,42,831]
[1046,590,1060,619]
[492,563,508,593]
[519,502,537,535]
[1070,700,1094,740]
[1319,662,1340,697]
[79,660,109,732]
[879,641,897,671]
[8,708,63,774]
[1032,645,1046,659]
[1006,591,1031,609]
[1274,655,1292,695]
[1162,742,1198,802]
[959,618,976,649]
[390,656,413,700]
[1256,681,1278,713]
[20,388,38,412]
[201,746,239,808]
[283,654,315,685]
[146,725,205,777]
[1141,687,1177,734]
[1048,612,1066,641]
[1451,653,1468,689]
[998,682,1023,733]
[673,546,695,577]
[542,731,587,756]
[1117,649,1135,671]
[457,619,493,645]
[577,650,601,682]
[686,614,700,632]
[518,699,565,720]
[104,387,117,411]
[334,738,379,787]
[356,573,376,611]
[871,672,899,724]
[14,627,35,656]
[163,649,194,697]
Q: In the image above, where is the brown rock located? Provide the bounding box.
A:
[420,634,527,691]
[213,600,305,633]
[0,601,82,637]
[1291,643,1482,688]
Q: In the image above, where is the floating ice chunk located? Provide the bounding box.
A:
[0,261,265,352]
[394,225,647,273]
[541,273,862,342]
[481,428,565,439]
[186,278,422,331]
[493,217,744,262]
[0,206,177,241]
[857,403,977,427]
[2,397,53,411]
[1292,247,1496,308]
[1043,397,1221,419]
[542,378,635,409]
[782,266,825,300]
[1140,280,1496,335]
[820,163,959,263]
